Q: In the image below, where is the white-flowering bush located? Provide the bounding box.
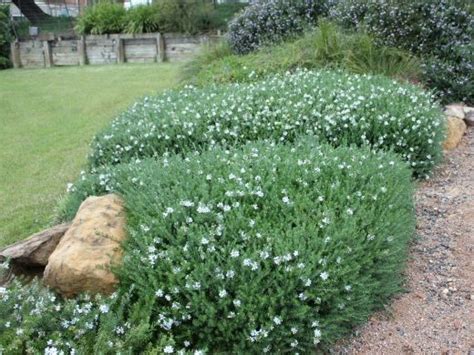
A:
[59,140,415,352]
[330,0,474,104]
[89,69,444,177]
[227,0,332,54]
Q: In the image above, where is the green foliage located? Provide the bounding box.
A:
[153,0,214,34]
[0,5,12,69]
[75,1,127,35]
[330,0,474,104]
[185,22,420,85]
[53,140,417,352]
[125,5,160,34]
[228,0,332,54]
[76,1,245,35]
[90,69,443,176]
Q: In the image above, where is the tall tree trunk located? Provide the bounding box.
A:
[12,0,52,25]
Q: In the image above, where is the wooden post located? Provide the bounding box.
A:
[43,40,53,68]
[116,37,125,64]
[156,33,165,62]
[78,36,87,66]
[10,41,21,68]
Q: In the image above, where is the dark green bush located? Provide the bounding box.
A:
[228,0,332,54]
[50,140,416,353]
[75,1,127,35]
[90,69,443,177]
[154,0,215,34]
[125,5,160,34]
[184,21,420,85]
[0,5,12,69]
[330,0,474,104]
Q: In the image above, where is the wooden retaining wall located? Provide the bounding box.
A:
[10,33,219,69]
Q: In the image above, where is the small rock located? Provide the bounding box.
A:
[464,106,474,114]
[444,104,465,119]
[43,194,126,298]
[465,111,474,127]
[470,294,474,301]
[0,223,70,267]
[444,116,467,150]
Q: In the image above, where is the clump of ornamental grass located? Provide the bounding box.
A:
[182,21,421,86]
[53,140,416,353]
[89,69,444,177]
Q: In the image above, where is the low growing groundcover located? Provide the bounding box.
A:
[0,140,415,353]
[89,69,444,177]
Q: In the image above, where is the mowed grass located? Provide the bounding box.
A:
[0,64,179,247]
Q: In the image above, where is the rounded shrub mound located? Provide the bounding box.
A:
[90,70,444,176]
[227,0,330,54]
[330,0,474,104]
[57,140,415,353]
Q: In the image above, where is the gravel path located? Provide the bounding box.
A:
[334,129,474,354]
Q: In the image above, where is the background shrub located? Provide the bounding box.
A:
[125,5,160,34]
[154,0,214,34]
[75,1,126,35]
[227,0,332,54]
[330,0,474,104]
[184,21,420,85]
[90,69,443,176]
[55,140,416,353]
[0,5,12,69]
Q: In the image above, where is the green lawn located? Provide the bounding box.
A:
[0,64,179,248]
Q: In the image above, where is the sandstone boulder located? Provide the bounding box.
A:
[43,194,126,297]
[444,116,466,150]
[0,223,70,267]
[444,104,465,120]
[464,111,474,127]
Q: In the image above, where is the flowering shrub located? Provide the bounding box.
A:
[228,0,332,54]
[90,70,444,177]
[57,140,415,352]
[330,0,474,104]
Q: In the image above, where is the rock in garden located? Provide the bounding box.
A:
[0,223,70,267]
[444,116,466,150]
[464,111,474,127]
[444,104,465,119]
[43,194,126,297]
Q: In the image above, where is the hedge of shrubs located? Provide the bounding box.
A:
[75,0,245,35]
[0,140,415,353]
[90,69,443,177]
[330,0,474,104]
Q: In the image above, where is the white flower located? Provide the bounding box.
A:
[273,316,282,325]
[155,289,164,297]
[44,346,59,355]
[282,196,291,204]
[320,271,329,281]
[16,328,24,336]
[180,200,194,207]
[197,204,211,214]
[163,345,174,353]
[230,250,240,258]
[99,304,110,314]
[233,299,241,307]
[219,289,228,298]
[346,208,354,216]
